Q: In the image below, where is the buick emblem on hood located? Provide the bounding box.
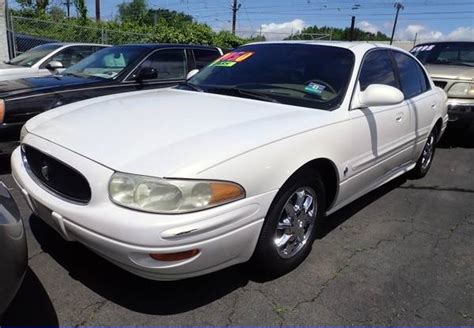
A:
[41,163,50,181]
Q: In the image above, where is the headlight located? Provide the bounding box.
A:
[20,125,28,142]
[109,172,245,214]
[0,99,4,124]
[448,82,474,97]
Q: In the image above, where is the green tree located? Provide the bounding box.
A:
[117,0,149,24]
[73,0,88,20]
[48,5,65,20]
[148,8,193,26]
[288,25,390,41]
[16,0,49,14]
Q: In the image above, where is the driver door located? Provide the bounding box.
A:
[348,50,411,191]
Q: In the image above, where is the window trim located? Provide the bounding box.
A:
[123,48,188,83]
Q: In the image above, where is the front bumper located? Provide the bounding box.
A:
[447,99,474,123]
[11,136,276,280]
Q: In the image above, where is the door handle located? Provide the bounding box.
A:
[395,112,404,123]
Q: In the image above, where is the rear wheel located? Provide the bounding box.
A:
[410,128,437,179]
[251,170,326,277]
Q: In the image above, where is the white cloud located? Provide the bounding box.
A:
[397,24,473,42]
[260,19,306,41]
[447,26,474,41]
[357,20,379,34]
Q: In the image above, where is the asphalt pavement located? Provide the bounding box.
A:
[0,126,473,326]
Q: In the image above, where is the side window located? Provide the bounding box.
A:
[359,50,398,91]
[137,49,186,80]
[46,46,96,68]
[193,49,221,69]
[393,51,427,99]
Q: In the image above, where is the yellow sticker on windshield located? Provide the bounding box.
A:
[211,51,254,67]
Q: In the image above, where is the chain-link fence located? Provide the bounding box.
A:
[7,15,333,57]
[7,16,159,56]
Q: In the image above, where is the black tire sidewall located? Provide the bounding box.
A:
[412,128,437,179]
[251,170,326,276]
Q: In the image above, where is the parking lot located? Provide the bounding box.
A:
[0,126,473,326]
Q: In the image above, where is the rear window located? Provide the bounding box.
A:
[410,42,474,67]
[193,49,221,69]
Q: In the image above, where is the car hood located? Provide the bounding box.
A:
[425,64,474,81]
[0,75,100,98]
[26,89,333,177]
[0,65,36,80]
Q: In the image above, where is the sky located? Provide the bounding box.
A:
[80,0,472,41]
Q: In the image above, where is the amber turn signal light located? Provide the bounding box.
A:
[149,249,200,262]
[0,99,5,124]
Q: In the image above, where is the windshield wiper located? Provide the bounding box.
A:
[205,87,280,103]
[63,72,84,78]
[178,81,203,92]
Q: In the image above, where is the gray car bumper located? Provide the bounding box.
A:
[447,99,474,123]
[0,181,27,315]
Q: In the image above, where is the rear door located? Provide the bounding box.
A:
[391,50,435,155]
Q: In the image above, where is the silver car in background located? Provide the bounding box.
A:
[411,41,474,126]
[0,181,27,315]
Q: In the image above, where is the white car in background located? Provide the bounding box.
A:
[0,43,109,81]
[12,41,447,280]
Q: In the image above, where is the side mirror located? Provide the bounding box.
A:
[358,84,404,108]
[45,61,64,74]
[186,69,199,80]
[136,67,158,82]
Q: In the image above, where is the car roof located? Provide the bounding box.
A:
[415,41,474,46]
[120,43,220,50]
[244,40,409,54]
[44,43,111,47]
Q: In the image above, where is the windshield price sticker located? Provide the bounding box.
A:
[211,51,255,67]
[411,45,435,53]
[304,82,326,95]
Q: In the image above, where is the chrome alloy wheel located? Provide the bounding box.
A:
[421,133,435,170]
[274,187,317,258]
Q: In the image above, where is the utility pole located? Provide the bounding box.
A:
[349,16,355,41]
[65,0,71,17]
[95,0,101,23]
[390,2,404,45]
[231,0,241,35]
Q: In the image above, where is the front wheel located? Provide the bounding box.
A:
[251,170,326,277]
[410,128,437,179]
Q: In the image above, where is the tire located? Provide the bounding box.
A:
[410,128,438,179]
[251,169,326,277]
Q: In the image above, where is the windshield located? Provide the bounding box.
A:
[63,46,145,79]
[410,42,474,67]
[8,44,61,67]
[186,44,355,110]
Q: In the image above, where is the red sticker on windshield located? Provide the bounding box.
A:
[211,51,254,67]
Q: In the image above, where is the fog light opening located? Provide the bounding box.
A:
[149,249,200,262]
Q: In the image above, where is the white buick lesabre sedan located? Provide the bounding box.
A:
[12,42,448,280]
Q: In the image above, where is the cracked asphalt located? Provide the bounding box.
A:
[0,126,473,326]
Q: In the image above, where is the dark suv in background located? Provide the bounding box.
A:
[0,44,223,153]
